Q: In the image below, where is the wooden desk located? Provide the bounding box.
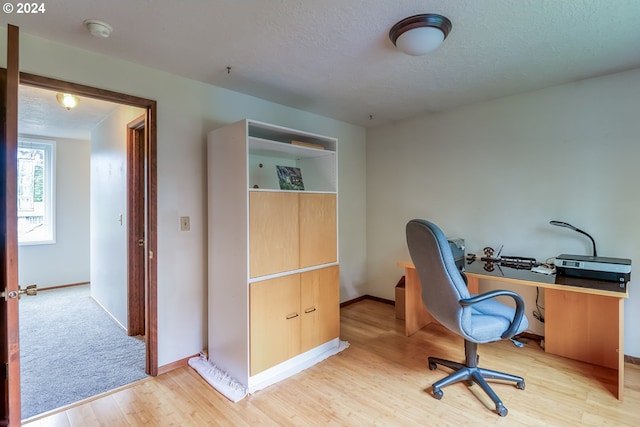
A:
[398,260,629,400]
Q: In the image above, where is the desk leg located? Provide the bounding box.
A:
[545,289,624,400]
[403,267,434,336]
[404,268,480,337]
[618,297,624,401]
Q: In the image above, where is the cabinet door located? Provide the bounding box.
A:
[249,191,299,278]
[300,266,340,353]
[250,275,301,375]
[299,193,337,268]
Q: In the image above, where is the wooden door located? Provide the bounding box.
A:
[249,274,301,375]
[299,193,337,268]
[1,24,21,425]
[127,115,146,336]
[249,191,299,278]
[300,266,340,353]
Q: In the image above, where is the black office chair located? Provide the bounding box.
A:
[405,219,528,416]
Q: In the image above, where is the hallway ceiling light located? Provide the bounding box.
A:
[389,14,452,56]
[56,93,80,110]
[84,19,113,38]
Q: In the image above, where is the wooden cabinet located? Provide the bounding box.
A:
[300,265,340,352]
[250,274,301,375]
[250,265,339,375]
[208,119,339,392]
[249,192,299,278]
[300,193,337,269]
[249,192,337,278]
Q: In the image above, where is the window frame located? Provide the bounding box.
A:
[17,137,56,246]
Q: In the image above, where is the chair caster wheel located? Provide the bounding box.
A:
[516,381,525,390]
[428,362,437,371]
[432,387,443,400]
[496,405,508,417]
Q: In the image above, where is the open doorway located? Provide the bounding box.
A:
[16,75,157,419]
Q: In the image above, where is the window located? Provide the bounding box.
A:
[17,139,56,245]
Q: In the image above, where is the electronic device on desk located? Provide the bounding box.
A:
[466,245,539,274]
[474,245,537,269]
[555,254,631,285]
[549,220,632,286]
[499,255,537,270]
[448,238,465,272]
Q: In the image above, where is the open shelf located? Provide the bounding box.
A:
[248,121,337,152]
[247,122,337,193]
[248,137,335,160]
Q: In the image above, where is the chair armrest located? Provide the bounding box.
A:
[460,290,526,339]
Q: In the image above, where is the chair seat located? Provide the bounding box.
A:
[465,298,529,343]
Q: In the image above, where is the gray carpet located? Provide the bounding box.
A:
[19,284,147,419]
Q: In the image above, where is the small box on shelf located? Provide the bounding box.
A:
[291,140,325,150]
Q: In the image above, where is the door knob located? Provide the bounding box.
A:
[3,284,38,300]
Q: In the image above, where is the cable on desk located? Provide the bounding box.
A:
[532,287,545,323]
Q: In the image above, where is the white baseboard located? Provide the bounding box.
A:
[247,338,348,393]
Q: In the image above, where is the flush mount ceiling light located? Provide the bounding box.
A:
[389,14,452,56]
[56,93,80,110]
[83,19,113,38]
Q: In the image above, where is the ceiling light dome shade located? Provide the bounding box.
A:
[389,14,452,56]
[56,93,80,110]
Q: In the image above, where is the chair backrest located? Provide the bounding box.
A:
[406,219,470,336]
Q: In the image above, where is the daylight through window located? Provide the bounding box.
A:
[17,139,56,244]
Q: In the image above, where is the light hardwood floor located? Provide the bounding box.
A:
[23,300,640,426]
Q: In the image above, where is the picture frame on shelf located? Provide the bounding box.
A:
[276,165,304,191]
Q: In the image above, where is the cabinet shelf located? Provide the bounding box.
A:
[248,261,340,283]
[248,188,336,194]
[248,120,337,152]
[249,137,335,160]
[248,130,337,192]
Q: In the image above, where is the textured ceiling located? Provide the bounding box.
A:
[18,85,119,140]
[5,0,640,131]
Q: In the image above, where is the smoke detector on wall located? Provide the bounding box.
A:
[83,20,113,38]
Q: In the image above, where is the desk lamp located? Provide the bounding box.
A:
[549,220,597,257]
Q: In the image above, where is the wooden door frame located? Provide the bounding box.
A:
[18,72,159,376]
[127,115,146,337]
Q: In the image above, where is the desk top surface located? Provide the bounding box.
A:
[398,260,629,298]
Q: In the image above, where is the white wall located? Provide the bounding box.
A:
[90,105,145,328]
[18,136,90,288]
[367,68,640,356]
[2,31,367,367]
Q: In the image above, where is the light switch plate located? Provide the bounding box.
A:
[180,216,190,231]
